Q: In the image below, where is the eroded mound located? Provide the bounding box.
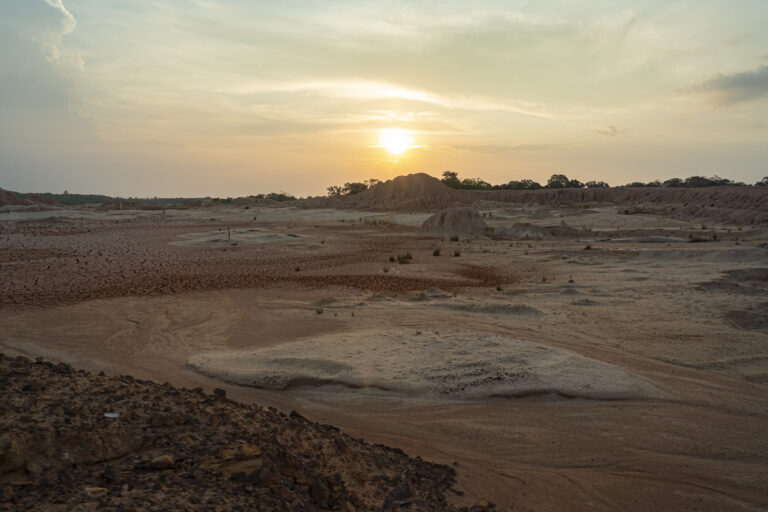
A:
[0,189,22,207]
[0,354,482,511]
[421,208,487,235]
[189,331,658,400]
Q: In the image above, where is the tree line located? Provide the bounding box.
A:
[439,171,768,190]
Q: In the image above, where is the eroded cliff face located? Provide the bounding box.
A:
[299,173,768,224]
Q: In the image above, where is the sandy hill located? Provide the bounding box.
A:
[299,173,461,211]
[346,173,460,211]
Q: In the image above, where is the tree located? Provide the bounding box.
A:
[342,182,368,195]
[546,174,570,188]
[441,171,461,189]
[663,178,684,188]
[567,179,585,188]
[460,177,492,190]
[585,181,610,188]
[505,179,542,190]
[327,185,344,197]
[756,177,768,187]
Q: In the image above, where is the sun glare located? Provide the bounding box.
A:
[378,129,414,155]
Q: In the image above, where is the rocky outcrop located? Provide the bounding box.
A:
[0,354,492,511]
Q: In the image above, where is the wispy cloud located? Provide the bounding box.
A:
[597,125,622,136]
[454,143,560,154]
[688,65,768,105]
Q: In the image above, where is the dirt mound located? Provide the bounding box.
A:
[349,173,460,211]
[0,189,22,206]
[299,174,460,212]
[422,207,487,234]
[0,354,481,511]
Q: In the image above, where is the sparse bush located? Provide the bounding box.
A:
[584,244,592,250]
[450,236,459,242]
[454,250,461,257]
[389,256,396,263]
[397,253,413,264]
[316,308,323,315]
[433,248,441,257]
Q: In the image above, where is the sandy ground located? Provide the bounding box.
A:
[2,204,768,511]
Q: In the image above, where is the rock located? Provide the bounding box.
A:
[84,486,108,498]
[149,454,175,469]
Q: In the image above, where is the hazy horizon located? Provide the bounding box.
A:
[2,1,768,197]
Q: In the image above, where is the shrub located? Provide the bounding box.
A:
[397,253,413,264]
[433,248,441,256]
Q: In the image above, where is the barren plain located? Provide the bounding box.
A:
[2,175,768,511]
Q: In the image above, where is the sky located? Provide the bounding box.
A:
[1,0,767,197]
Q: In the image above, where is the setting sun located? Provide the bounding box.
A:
[378,129,414,155]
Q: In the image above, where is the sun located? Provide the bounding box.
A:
[378,129,414,155]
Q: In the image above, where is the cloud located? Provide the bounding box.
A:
[454,143,559,154]
[39,0,78,66]
[689,65,768,105]
[597,125,622,136]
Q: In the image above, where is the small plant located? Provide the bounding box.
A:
[389,256,396,263]
[454,250,461,257]
[496,285,503,292]
[415,330,422,336]
[542,275,547,282]
[568,275,574,283]
[320,239,325,244]
[450,235,459,242]
[433,248,441,257]
[397,253,413,264]
[295,266,301,272]
[584,244,592,250]
[316,308,323,315]
[383,267,389,273]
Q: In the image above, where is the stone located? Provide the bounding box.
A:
[149,454,175,469]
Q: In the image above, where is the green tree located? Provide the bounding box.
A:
[663,178,684,188]
[585,181,609,188]
[546,174,570,188]
[441,171,461,189]
[343,182,369,195]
